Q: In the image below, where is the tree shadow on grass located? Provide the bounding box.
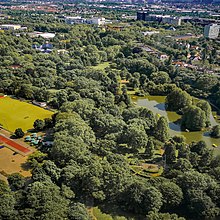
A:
[10,134,17,139]
[27,128,36,133]
[203,131,210,137]
[20,161,32,171]
[116,145,138,155]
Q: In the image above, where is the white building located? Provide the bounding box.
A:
[65,16,86,24]
[87,17,106,26]
[28,32,55,39]
[204,24,219,39]
[0,24,22,30]
[142,31,160,36]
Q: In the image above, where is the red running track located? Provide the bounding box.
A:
[0,135,31,154]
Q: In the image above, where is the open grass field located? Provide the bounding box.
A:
[91,62,110,70]
[0,97,53,132]
[93,207,113,220]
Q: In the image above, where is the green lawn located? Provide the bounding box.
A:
[0,97,54,132]
[91,62,110,70]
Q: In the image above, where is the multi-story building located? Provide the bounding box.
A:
[137,11,181,26]
[137,11,149,21]
[162,16,181,26]
[87,17,106,25]
[204,24,219,39]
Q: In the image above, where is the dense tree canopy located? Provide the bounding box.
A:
[0,9,219,220]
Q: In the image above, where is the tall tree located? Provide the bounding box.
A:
[164,142,176,164]
[196,100,211,126]
[154,116,169,142]
[145,139,155,159]
[181,106,206,131]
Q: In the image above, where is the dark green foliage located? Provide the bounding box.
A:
[8,173,26,190]
[181,105,207,131]
[33,119,45,131]
[145,139,154,159]
[146,211,185,220]
[158,181,183,210]
[176,171,220,218]
[0,13,219,220]
[154,116,169,142]
[44,118,54,128]
[210,125,220,138]
[68,203,91,220]
[165,88,192,111]
[174,158,192,172]
[196,100,211,126]
[0,180,16,219]
[25,181,69,219]
[14,128,24,138]
[120,181,162,215]
[164,142,176,164]
[123,122,148,150]
[172,135,186,144]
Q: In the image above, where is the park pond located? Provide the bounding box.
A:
[132,95,220,153]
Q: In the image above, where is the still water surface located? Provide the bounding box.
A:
[133,95,220,153]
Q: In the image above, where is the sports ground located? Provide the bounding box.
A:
[0,134,31,155]
[0,96,53,132]
[0,147,32,182]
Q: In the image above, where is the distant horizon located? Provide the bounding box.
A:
[1,0,219,4]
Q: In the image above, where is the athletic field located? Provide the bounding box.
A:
[0,97,53,132]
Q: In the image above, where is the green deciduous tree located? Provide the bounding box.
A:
[146,211,185,220]
[158,181,183,210]
[33,119,45,131]
[174,158,192,172]
[14,128,25,138]
[165,88,192,111]
[121,181,162,214]
[8,173,26,190]
[0,180,16,219]
[124,123,148,150]
[164,142,176,164]
[26,181,68,219]
[68,202,91,220]
[181,106,206,131]
[145,139,155,159]
[210,125,220,138]
[196,100,211,126]
[154,116,169,142]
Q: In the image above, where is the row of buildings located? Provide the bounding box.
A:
[137,11,181,26]
[65,16,108,25]
[0,24,27,31]
[137,11,219,39]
